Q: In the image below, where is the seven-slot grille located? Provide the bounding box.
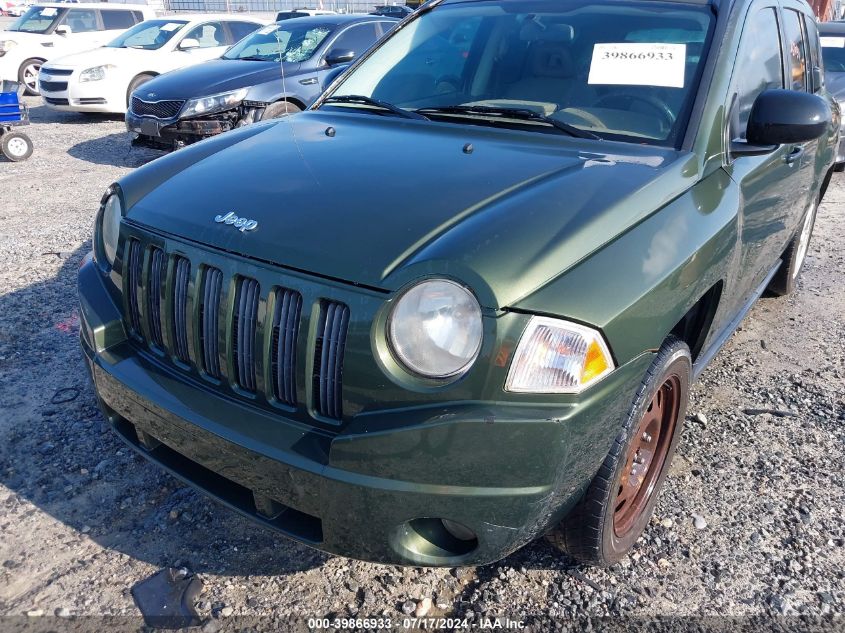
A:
[122,240,349,422]
[130,97,185,120]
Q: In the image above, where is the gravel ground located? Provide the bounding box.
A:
[0,87,843,629]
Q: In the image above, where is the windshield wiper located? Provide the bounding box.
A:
[236,55,274,62]
[415,105,600,140]
[322,94,428,120]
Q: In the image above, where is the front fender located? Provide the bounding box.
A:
[511,168,738,366]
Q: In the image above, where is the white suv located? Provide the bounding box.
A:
[0,3,155,94]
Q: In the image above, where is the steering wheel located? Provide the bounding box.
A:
[593,93,676,134]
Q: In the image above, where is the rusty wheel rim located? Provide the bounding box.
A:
[613,376,681,538]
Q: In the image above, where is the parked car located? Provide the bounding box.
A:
[370,4,412,17]
[3,0,33,18]
[39,15,266,114]
[0,3,153,95]
[126,15,395,149]
[819,21,845,169]
[79,0,835,567]
[275,8,336,20]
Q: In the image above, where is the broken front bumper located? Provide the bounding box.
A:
[78,252,651,566]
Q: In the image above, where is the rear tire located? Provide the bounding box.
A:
[127,74,155,107]
[18,58,44,96]
[768,196,818,297]
[547,336,691,566]
[261,100,301,120]
[1,131,34,161]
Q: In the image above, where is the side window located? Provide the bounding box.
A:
[184,22,227,48]
[731,7,784,139]
[62,8,99,33]
[132,11,144,24]
[101,10,136,31]
[227,21,260,44]
[803,14,823,89]
[784,9,809,91]
[327,23,380,57]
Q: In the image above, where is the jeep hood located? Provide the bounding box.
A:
[121,111,698,308]
[135,58,301,101]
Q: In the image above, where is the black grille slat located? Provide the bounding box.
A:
[148,248,165,347]
[130,97,184,120]
[271,289,302,406]
[313,301,350,420]
[39,80,67,92]
[172,257,191,363]
[126,240,142,335]
[200,268,223,378]
[43,68,72,76]
[233,278,260,391]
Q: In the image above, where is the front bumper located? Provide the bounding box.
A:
[126,109,238,149]
[39,68,126,113]
[79,251,651,566]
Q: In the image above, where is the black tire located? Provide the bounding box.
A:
[127,74,155,107]
[261,100,301,120]
[834,162,845,173]
[767,196,818,297]
[18,58,44,96]
[1,131,34,161]
[548,336,691,566]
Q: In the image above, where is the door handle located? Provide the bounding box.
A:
[785,146,804,165]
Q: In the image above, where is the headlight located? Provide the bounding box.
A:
[388,279,483,379]
[79,64,114,83]
[505,317,614,393]
[96,193,122,270]
[180,88,249,119]
[0,40,17,55]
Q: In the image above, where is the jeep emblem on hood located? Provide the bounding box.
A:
[214,211,258,233]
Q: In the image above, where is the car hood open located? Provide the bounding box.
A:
[121,110,698,308]
[136,58,302,101]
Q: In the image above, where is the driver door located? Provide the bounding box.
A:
[170,21,231,71]
[724,4,813,310]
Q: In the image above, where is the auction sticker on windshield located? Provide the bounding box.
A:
[588,43,686,88]
[821,36,845,47]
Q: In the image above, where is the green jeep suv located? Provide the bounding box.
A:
[79,0,837,566]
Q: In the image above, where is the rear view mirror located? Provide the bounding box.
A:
[733,89,831,157]
[178,38,200,51]
[325,48,355,66]
[55,25,71,36]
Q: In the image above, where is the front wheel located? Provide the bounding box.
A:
[18,58,44,96]
[260,100,301,120]
[547,336,691,566]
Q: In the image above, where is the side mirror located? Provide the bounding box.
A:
[733,89,831,157]
[178,38,200,51]
[55,24,71,36]
[747,89,831,144]
[324,48,355,66]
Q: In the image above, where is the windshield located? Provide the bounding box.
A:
[9,6,64,33]
[821,35,845,72]
[223,22,332,62]
[106,19,187,50]
[324,0,714,146]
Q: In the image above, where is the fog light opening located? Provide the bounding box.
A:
[441,518,477,542]
[404,518,479,558]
